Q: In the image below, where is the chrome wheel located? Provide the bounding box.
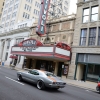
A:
[17,75,22,81]
[37,80,45,90]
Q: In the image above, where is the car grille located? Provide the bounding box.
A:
[56,82,66,85]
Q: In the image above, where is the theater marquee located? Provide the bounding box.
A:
[36,0,51,36]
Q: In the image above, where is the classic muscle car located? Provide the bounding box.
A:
[17,69,66,90]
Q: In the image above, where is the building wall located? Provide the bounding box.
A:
[0,0,5,20]
[71,0,100,79]
[1,0,70,32]
[0,27,30,68]
[30,14,76,78]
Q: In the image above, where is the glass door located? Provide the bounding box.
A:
[87,64,100,81]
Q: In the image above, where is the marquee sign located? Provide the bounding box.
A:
[36,0,51,36]
[15,38,43,47]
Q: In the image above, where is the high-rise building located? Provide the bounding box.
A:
[1,0,41,31]
[0,0,5,20]
[1,0,70,32]
[48,0,70,19]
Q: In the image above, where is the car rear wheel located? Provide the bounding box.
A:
[17,75,22,81]
[37,80,45,90]
[54,88,59,90]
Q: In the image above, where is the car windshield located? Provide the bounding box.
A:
[46,72,56,77]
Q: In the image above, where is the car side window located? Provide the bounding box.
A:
[29,70,39,75]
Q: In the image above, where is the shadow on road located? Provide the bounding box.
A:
[15,79,66,93]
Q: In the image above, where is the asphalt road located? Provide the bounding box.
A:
[0,66,100,100]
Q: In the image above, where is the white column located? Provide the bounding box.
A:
[0,40,2,61]
[16,56,24,69]
[2,40,7,63]
[5,38,16,66]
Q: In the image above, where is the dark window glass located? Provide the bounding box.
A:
[88,28,96,46]
[80,29,87,46]
[5,52,8,61]
[98,28,100,45]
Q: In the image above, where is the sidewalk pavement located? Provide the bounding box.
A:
[4,66,97,91]
[62,77,97,91]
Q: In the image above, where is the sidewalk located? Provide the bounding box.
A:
[62,76,97,91]
[4,66,97,91]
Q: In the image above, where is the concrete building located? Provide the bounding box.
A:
[1,0,70,32]
[1,0,41,32]
[0,19,35,67]
[48,0,70,19]
[0,0,5,20]
[70,0,100,82]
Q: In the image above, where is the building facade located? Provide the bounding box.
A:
[71,0,100,82]
[0,14,75,78]
[25,14,75,77]
[0,19,34,67]
[1,0,70,32]
[0,0,5,20]
[1,0,41,32]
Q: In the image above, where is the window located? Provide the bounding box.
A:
[65,1,68,5]
[83,8,89,23]
[98,28,100,45]
[5,52,8,61]
[80,29,87,46]
[88,28,96,46]
[64,6,67,11]
[12,12,17,17]
[84,0,89,1]
[16,38,24,44]
[7,40,11,49]
[91,6,98,22]
[29,70,39,75]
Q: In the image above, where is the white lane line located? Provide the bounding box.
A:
[86,90,91,92]
[5,76,24,85]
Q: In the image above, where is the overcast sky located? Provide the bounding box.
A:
[68,0,77,14]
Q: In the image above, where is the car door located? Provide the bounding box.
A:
[26,70,39,83]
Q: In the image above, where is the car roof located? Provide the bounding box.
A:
[32,69,52,74]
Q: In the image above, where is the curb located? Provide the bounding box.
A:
[66,82,96,92]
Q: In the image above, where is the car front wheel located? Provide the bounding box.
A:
[37,80,45,90]
[17,75,22,81]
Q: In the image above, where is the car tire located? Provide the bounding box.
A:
[37,80,45,90]
[54,88,59,90]
[17,75,22,81]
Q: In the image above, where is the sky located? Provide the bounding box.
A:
[68,0,77,14]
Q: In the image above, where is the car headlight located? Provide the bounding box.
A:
[52,82,57,84]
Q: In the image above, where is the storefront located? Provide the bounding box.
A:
[11,38,71,77]
[74,54,100,82]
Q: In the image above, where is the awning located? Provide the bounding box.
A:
[9,55,18,59]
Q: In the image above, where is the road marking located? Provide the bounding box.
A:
[86,90,91,92]
[5,76,24,85]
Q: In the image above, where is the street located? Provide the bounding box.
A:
[0,67,100,100]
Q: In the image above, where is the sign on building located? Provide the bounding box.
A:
[36,0,51,36]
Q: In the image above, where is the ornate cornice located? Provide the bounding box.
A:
[77,0,99,7]
[0,27,31,37]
